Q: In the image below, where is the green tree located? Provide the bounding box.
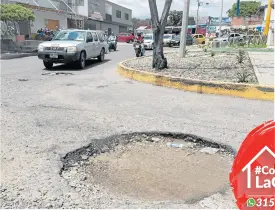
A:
[227,1,261,17]
[167,10,182,26]
[132,18,140,29]
[0,4,35,21]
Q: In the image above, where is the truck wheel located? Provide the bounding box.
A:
[129,40,133,44]
[43,60,53,69]
[77,51,86,69]
[98,49,105,62]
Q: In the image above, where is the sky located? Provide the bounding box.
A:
[109,0,268,19]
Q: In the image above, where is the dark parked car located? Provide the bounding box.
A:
[168,34,193,47]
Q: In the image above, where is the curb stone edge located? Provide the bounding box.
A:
[117,58,274,101]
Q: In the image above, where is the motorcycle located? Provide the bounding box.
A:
[108,36,117,51]
[35,30,57,41]
[133,41,144,57]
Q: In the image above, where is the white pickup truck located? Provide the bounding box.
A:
[37,29,108,69]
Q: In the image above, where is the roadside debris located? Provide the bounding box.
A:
[151,137,161,142]
[200,147,219,154]
[167,142,184,148]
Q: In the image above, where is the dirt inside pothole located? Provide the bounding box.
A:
[82,137,233,203]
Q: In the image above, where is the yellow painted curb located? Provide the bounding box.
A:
[118,59,274,101]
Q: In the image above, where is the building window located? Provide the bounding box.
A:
[108,28,112,36]
[125,13,129,20]
[44,19,48,27]
[116,10,121,18]
[76,0,84,6]
[106,14,112,21]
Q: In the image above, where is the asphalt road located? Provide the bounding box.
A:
[1,43,273,208]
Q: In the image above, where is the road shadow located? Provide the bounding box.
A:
[43,59,111,71]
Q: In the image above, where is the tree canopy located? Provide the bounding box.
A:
[167,10,182,26]
[0,4,35,21]
[132,17,151,29]
[227,1,261,17]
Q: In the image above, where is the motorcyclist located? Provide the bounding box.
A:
[133,37,145,56]
[109,32,117,41]
[107,32,115,41]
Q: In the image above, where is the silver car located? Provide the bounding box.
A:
[213,33,244,42]
[37,29,106,69]
[143,34,154,50]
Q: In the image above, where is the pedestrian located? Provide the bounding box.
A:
[104,30,108,40]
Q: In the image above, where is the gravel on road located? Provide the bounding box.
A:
[123,51,258,84]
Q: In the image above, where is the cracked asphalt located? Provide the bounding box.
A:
[1,43,273,208]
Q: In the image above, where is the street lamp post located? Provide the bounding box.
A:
[195,1,209,34]
[181,0,209,57]
[195,0,202,34]
[218,0,224,38]
[179,0,191,57]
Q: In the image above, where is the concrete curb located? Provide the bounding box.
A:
[118,58,274,101]
[248,52,265,85]
[212,48,274,52]
[0,52,37,60]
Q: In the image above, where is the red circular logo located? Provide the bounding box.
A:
[230,120,275,209]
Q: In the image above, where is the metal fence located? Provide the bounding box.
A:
[211,32,268,49]
[0,20,20,38]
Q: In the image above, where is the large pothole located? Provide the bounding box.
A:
[61,133,235,206]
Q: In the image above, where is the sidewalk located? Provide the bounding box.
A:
[0,52,37,60]
[248,51,274,86]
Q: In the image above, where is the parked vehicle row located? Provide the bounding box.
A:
[142,33,207,48]
[37,29,110,70]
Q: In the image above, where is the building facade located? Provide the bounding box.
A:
[4,0,132,37]
[5,0,89,36]
[85,0,132,35]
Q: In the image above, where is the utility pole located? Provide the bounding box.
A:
[236,0,240,16]
[195,0,202,34]
[218,0,224,38]
[179,0,190,57]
